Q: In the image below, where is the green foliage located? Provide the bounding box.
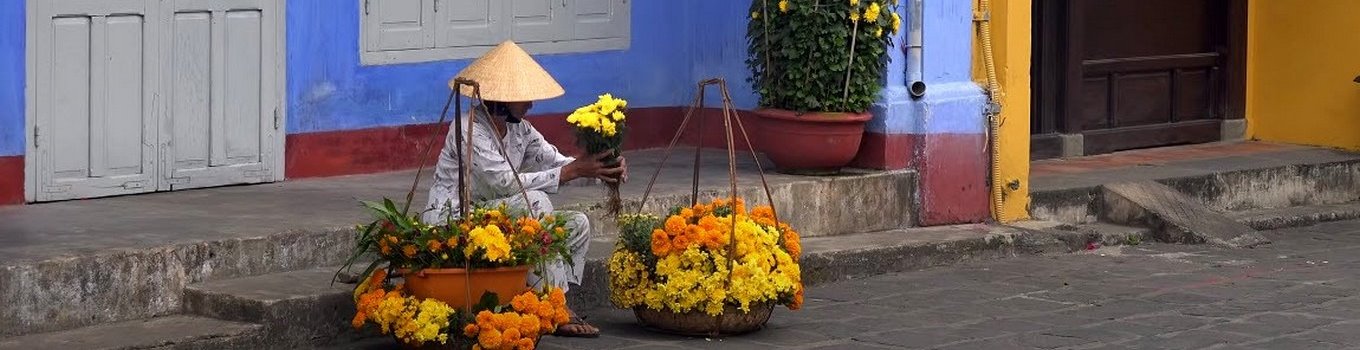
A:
[748,0,900,113]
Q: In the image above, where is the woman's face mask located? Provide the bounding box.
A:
[499,101,533,123]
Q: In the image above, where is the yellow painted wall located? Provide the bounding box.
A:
[1247,0,1360,150]
[974,0,1032,222]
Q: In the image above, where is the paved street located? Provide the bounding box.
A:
[534,219,1360,350]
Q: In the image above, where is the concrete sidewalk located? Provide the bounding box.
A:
[0,148,917,338]
[0,149,865,265]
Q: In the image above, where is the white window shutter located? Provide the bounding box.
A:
[435,0,507,48]
[510,0,569,43]
[366,0,435,51]
[571,0,628,40]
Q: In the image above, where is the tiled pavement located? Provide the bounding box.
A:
[528,219,1360,349]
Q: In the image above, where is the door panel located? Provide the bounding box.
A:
[33,0,159,201]
[1032,0,1236,157]
[163,0,278,190]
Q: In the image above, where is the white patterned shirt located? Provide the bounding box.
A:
[423,111,574,222]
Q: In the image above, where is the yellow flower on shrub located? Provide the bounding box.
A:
[850,11,860,22]
[864,2,881,22]
[778,0,789,13]
[751,11,760,19]
[891,12,902,34]
[850,0,859,5]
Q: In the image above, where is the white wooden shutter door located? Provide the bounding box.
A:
[572,0,628,40]
[32,0,159,201]
[511,0,569,43]
[435,0,506,48]
[366,0,435,51]
[162,0,278,190]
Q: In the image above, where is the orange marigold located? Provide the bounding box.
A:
[663,215,687,236]
[463,324,479,337]
[790,284,805,310]
[672,235,692,251]
[426,239,444,252]
[650,229,673,256]
[401,244,418,258]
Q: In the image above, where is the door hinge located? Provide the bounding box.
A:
[363,0,370,15]
[122,181,146,189]
[273,108,281,130]
[168,177,190,185]
[434,0,439,12]
[32,126,39,148]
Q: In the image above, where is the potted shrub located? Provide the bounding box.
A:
[747,0,902,173]
[342,200,575,349]
[607,198,804,335]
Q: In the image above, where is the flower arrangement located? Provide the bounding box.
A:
[352,268,572,349]
[340,199,576,349]
[607,198,804,318]
[748,0,902,112]
[566,94,628,216]
[348,200,573,271]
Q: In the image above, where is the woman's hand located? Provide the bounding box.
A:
[562,151,626,183]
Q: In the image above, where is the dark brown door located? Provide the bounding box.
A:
[1032,0,1246,157]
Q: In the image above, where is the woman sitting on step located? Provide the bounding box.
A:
[421,41,625,339]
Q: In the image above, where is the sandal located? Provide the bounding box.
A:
[552,316,601,338]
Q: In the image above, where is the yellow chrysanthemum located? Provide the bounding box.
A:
[850,11,860,22]
[891,12,901,34]
[864,2,881,22]
[778,0,789,13]
[751,11,760,19]
[850,0,859,5]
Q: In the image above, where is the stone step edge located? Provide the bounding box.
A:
[1228,201,1360,231]
[176,223,1134,348]
[0,315,262,350]
[1029,157,1360,225]
[0,171,916,337]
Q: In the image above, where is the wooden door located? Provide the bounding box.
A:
[1032,0,1247,157]
[161,0,282,190]
[29,0,160,201]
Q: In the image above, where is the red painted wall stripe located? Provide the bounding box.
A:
[0,156,23,205]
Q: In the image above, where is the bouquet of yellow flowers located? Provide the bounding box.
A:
[567,94,628,216]
[608,198,804,319]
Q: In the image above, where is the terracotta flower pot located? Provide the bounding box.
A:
[633,303,775,337]
[401,266,531,309]
[751,109,872,174]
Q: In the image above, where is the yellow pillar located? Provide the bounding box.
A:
[975,0,1032,222]
[1246,0,1360,150]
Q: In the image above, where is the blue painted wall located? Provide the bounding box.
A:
[287,0,757,134]
[0,1,23,157]
[867,0,986,135]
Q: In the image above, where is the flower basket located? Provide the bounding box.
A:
[634,303,774,337]
[402,266,531,310]
[607,79,803,337]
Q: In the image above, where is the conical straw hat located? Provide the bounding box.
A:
[450,41,565,102]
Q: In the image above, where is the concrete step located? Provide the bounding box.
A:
[190,224,1126,348]
[0,163,916,337]
[1007,221,1154,247]
[1030,148,1360,225]
[183,267,363,349]
[1102,181,1269,248]
[0,315,261,350]
[1229,202,1360,230]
